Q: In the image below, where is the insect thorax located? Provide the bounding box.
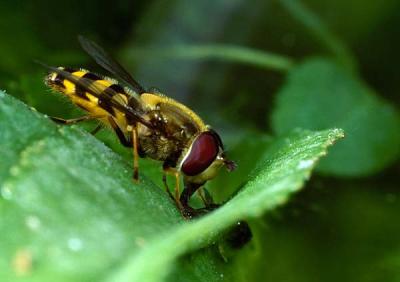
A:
[137,93,206,167]
[137,109,190,164]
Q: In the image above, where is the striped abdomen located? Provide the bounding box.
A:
[45,67,133,131]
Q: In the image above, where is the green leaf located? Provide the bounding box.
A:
[107,130,343,282]
[208,132,273,203]
[0,92,221,282]
[0,92,343,282]
[271,58,400,176]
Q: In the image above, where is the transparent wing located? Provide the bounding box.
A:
[78,35,146,94]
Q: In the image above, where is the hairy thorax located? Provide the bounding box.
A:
[136,93,206,166]
[137,110,185,162]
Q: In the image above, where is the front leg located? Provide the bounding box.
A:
[162,164,183,209]
[162,173,174,200]
[179,181,205,219]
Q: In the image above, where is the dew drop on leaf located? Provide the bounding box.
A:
[297,159,314,169]
[67,238,83,252]
[1,184,13,200]
[25,215,41,231]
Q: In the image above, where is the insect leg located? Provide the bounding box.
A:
[180,181,203,209]
[52,115,105,136]
[132,125,139,182]
[107,116,131,147]
[50,115,100,124]
[90,124,103,135]
[197,188,209,206]
[174,172,181,204]
[108,117,141,182]
[179,181,203,218]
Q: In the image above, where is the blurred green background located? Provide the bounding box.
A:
[1,0,399,281]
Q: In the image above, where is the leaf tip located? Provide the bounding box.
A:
[329,128,345,142]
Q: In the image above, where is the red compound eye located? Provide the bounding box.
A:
[181,132,220,176]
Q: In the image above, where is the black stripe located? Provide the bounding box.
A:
[82,72,101,81]
[98,96,115,115]
[52,67,76,88]
[76,75,90,100]
[108,83,125,94]
[75,85,89,100]
[75,72,101,100]
[63,67,77,73]
[97,84,125,116]
[77,73,101,100]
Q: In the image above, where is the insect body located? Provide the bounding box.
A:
[42,36,236,215]
[46,68,134,135]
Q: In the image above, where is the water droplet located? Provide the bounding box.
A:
[67,237,83,252]
[297,159,314,169]
[25,215,41,231]
[1,184,13,200]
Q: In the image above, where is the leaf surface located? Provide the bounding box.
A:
[0,92,343,282]
[271,58,400,176]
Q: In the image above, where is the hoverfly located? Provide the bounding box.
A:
[40,36,236,216]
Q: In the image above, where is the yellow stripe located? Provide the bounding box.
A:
[96,80,113,87]
[71,70,87,78]
[86,94,99,104]
[64,79,75,95]
[113,93,129,105]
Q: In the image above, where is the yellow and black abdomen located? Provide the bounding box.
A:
[45,67,130,131]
